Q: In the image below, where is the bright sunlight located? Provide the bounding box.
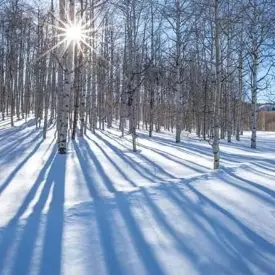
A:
[65,24,83,43]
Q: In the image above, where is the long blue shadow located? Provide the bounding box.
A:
[7,151,65,275]
[0,132,44,195]
[180,182,275,274]
[0,119,35,142]
[101,131,177,180]
[38,153,66,275]
[0,147,56,274]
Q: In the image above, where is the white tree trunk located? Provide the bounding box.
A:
[251,50,258,149]
[58,0,73,153]
[212,0,221,170]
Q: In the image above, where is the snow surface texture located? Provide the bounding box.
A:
[0,118,275,275]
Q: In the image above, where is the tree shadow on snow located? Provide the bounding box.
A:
[0,132,44,194]
[72,135,275,274]
[142,179,275,274]
[137,131,274,165]
[0,146,66,275]
[1,128,274,275]
[73,138,167,275]
[96,131,179,181]
[0,119,36,141]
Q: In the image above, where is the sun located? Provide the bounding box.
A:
[55,19,89,50]
[65,24,83,43]
[39,16,101,60]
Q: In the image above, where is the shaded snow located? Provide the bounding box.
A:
[0,118,275,275]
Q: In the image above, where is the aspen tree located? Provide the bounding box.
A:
[212,0,221,169]
[58,0,74,153]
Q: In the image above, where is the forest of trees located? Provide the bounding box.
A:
[0,0,274,169]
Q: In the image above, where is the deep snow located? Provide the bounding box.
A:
[0,118,275,275]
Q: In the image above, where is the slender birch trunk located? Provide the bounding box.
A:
[58,0,74,153]
[212,0,221,170]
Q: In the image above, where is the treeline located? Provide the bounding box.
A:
[0,0,274,168]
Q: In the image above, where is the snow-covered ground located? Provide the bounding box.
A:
[0,118,275,275]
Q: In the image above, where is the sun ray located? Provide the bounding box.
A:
[77,40,85,57]
[51,16,67,28]
[37,38,68,61]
